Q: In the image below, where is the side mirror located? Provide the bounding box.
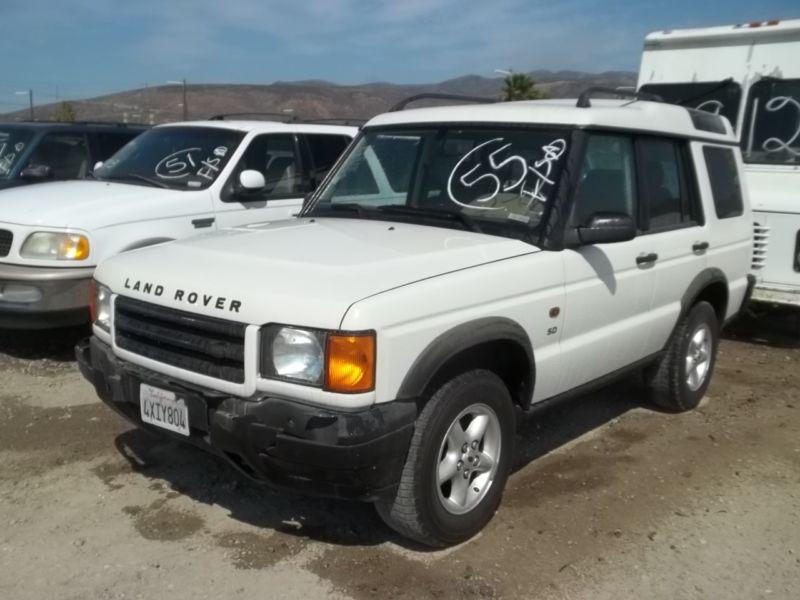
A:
[577,212,636,245]
[93,161,104,172]
[238,169,266,192]
[20,164,52,180]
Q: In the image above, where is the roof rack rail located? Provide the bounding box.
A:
[389,93,497,112]
[576,87,663,108]
[17,120,145,127]
[208,112,297,122]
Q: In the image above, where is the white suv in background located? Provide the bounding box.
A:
[78,93,753,547]
[0,119,356,328]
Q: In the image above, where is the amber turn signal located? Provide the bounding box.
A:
[325,332,376,393]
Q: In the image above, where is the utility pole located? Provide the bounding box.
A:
[15,90,34,120]
[167,79,188,120]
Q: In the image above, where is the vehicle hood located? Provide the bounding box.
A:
[0,180,189,229]
[745,167,799,214]
[96,217,539,328]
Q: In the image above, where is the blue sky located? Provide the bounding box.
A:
[1,0,798,108]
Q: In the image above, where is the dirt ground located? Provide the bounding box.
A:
[0,310,798,600]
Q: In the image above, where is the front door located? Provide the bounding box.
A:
[558,133,657,392]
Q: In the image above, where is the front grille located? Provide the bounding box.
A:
[115,296,247,383]
[752,222,770,270]
[0,229,12,257]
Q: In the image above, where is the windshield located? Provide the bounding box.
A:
[95,126,245,190]
[307,127,571,241]
[742,78,800,165]
[640,81,742,128]
[0,128,36,179]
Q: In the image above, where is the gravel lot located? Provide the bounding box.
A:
[0,310,798,600]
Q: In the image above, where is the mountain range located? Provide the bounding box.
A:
[1,70,636,124]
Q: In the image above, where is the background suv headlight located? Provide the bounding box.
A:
[89,281,112,331]
[260,325,376,393]
[20,232,90,260]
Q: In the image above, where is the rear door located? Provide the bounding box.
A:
[213,133,306,228]
[636,136,709,354]
[559,133,657,391]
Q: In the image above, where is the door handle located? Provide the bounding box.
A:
[636,252,659,266]
[192,217,215,229]
[692,241,709,253]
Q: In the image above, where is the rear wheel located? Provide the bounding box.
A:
[376,369,515,547]
[645,301,719,412]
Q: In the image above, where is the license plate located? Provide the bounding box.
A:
[140,383,190,436]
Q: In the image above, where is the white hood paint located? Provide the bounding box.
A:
[96,218,539,328]
[0,179,204,230]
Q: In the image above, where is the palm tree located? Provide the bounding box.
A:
[501,73,548,101]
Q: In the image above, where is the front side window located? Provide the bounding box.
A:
[703,146,744,219]
[224,134,301,201]
[309,127,571,241]
[639,81,742,128]
[570,134,636,227]
[27,133,90,179]
[0,128,36,178]
[742,78,800,165]
[305,134,349,184]
[639,138,699,230]
[95,126,244,190]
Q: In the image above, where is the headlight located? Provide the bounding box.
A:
[89,280,112,331]
[260,325,375,393]
[261,326,325,385]
[20,232,90,260]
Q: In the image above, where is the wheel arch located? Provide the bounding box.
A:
[681,268,729,326]
[396,317,535,410]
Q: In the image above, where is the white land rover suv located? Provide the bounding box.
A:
[77,93,754,547]
[0,118,356,328]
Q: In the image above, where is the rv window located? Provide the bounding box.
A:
[639,81,741,128]
[703,146,743,219]
[742,78,800,165]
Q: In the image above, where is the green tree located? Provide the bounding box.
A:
[501,73,548,101]
[53,101,77,122]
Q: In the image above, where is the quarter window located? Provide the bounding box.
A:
[703,146,744,219]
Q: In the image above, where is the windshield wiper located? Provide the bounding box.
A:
[376,204,483,233]
[105,173,170,189]
[314,202,375,218]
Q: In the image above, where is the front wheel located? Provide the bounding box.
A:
[376,369,515,547]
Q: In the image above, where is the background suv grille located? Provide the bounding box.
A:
[115,296,247,383]
[752,222,770,270]
[0,230,12,257]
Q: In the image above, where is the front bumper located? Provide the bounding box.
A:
[76,336,416,501]
[0,263,94,328]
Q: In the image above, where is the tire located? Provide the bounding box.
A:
[645,301,719,412]
[376,369,515,547]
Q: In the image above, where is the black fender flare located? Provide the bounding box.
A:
[396,317,535,408]
[680,267,728,321]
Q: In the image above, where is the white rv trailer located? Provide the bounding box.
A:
[638,18,800,308]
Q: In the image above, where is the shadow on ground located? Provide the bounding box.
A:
[725,306,800,349]
[0,324,90,362]
[111,378,641,550]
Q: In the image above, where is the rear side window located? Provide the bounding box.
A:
[703,146,744,219]
[638,138,700,230]
[305,134,349,183]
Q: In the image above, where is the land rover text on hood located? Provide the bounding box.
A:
[77,94,754,547]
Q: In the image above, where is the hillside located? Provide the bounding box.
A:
[1,70,636,124]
